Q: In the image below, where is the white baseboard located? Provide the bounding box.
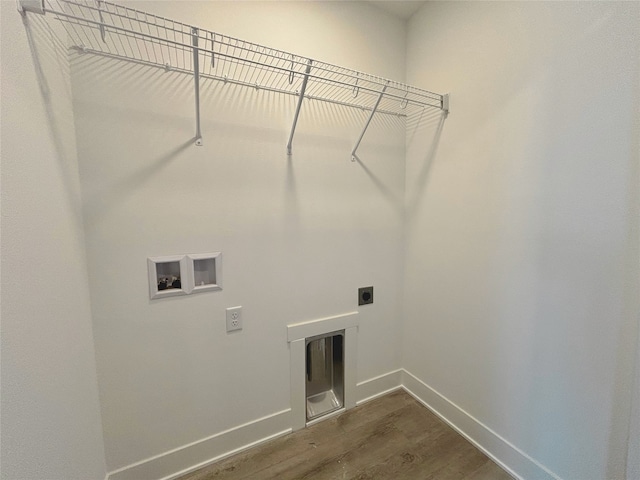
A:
[401,369,562,480]
[356,369,403,405]
[106,369,403,480]
[107,369,560,480]
[107,409,291,480]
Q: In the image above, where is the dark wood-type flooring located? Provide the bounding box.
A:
[179,390,513,480]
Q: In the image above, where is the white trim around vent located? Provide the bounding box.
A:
[287,311,359,431]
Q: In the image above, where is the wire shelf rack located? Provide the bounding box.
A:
[20,0,449,156]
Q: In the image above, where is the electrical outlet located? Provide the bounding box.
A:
[358,286,373,306]
[226,306,242,332]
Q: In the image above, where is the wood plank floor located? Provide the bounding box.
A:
[179,390,513,480]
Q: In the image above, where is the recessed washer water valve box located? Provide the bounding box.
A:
[188,252,222,294]
[148,252,222,299]
[147,255,190,299]
[358,286,373,306]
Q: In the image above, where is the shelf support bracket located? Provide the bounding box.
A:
[286,59,313,156]
[351,82,388,161]
[97,0,106,42]
[442,93,450,114]
[192,27,203,146]
[17,0,44,14]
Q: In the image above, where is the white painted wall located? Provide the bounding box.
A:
[628,319,640,479]
[70,1,406,473]
[404,2,640,480]
[0,3,107,479]
[5,2,638,478]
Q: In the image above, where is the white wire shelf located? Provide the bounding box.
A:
[19,0,449,156]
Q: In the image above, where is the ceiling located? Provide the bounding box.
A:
[368,1,427,21]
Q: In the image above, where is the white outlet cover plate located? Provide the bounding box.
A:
[226,306,242,332]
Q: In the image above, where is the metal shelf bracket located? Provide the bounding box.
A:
[351,82,389,161]
[192,26,203,146]
[18,0,44,14]
[442,93,450,114]
[286,59,313,155]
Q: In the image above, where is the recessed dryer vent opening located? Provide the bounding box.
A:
[305,331,344,421]
[287,311,358,430]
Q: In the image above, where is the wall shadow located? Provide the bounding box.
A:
[352,153,403,214]
[83,138,194,227]
[405,111,448,222]
[22,13,84,224]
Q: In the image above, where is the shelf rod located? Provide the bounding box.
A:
[351,82,388,161]
[192,26,203,146]
[287,59,312,156]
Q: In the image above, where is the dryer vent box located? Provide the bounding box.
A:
[358,286,373,306]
